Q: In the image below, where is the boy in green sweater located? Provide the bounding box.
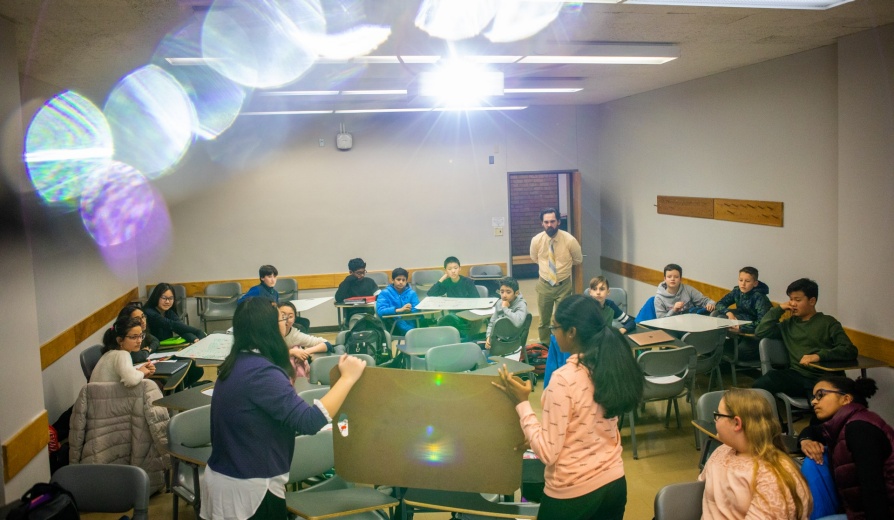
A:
[753,278,857,399]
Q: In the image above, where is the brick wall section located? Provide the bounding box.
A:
[509,174,559,256]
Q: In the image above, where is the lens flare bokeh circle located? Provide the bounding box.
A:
[79,161,157,247]
[24,90,113,207]
[103,65,196,179]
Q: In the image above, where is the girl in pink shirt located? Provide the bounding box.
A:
[495,295,643,520]
[700,388,811,520]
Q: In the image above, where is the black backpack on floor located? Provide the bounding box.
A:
[6,482,79,520]
[345,314,391,365]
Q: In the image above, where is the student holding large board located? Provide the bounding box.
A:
[494,295,643,520]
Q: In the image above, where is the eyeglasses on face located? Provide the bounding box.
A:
[280,314,295,321]
[353,269,367,276]
[548,324,561,331]
[811,389,847,402]
[713,411,735,422]
[160,296,175,302]
[125,333,146,341]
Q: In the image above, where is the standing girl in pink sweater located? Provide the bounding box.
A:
[495,295,643,520]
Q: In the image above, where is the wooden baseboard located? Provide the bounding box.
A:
[601,256,894,367]
[2,410,49,482]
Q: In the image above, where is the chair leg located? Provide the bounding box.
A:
[628,411,638,460]
[172,492,179,520]
[783,400,795,436]
[664,400,673,428]
[673,398,681,428]
[730,363,738,387]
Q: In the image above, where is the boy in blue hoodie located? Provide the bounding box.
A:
[715,266,772,334]
[238,264,279,304]
[376,267,420,335]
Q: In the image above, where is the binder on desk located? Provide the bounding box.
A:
[628,329,676,347]
[344,296,376,304]
[151,359,190,376]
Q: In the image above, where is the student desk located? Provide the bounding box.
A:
[639,314,750,333]
[335,302,376,330]
[148,359,193,394]
[807,355,888,378]
[285,487,399,520]
[625,325,689,351]
[471,356,534,376]
[416,296,498,311]
[402,488,538,520]
[153,378,316,411]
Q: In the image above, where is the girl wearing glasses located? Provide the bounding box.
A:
[145,283,206,344]
[700,388,811,519]
[278,301,332,378]
[91,315,156,386]
[118,304,160,364]
[798,376,894,519]
[494,295,643,520]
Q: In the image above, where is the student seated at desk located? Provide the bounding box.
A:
[484,276,527,351]
[543,277,632,387]
[700,388,811,520]
[654,263,715,318]
[91,315,156,387]
[145,282,206,344]
[714,266,772,361]
[118,304,159,364]
[427,256,479,298]
[201,298,366,520]
[798,376,894,519]
[335,257,379,324]
[237,264,279,305]
[376,267,420,335]
[494,295,643,520]
[753,278,857,404]
[278,301,334,378]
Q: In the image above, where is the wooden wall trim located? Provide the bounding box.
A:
[40,287,139,370]
[2,410,48,483]
[152,262,510,297]
[601,256,894,366]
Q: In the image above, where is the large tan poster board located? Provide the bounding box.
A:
[331,367,526,495]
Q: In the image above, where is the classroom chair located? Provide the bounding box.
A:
[636,296,657,322]
[626,346,697,460]
[693,391,724,469]
[198,282,240,333]
[79,343,103,381]
[309,354,376,385]
[475,284,489,298]
[488,314,533,358]
[653,480,704,520]
[287,430,398,519]
[274,277,298,301]
[683,329,726,393]
[469,265,503,278]
[410,270,441,299]
[298,386,330,406]
[424,342,487,372]
[403,326,461,370]
[366,271,389,288]
[608,287,628,313]
[168,404,211,520]
[51,464,151,520]
[758,338,811,435]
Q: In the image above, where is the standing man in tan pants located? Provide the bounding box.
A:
[530,208,583,344]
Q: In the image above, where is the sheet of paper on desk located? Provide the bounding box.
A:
[201,388,213,396]
[148,353,171,360]
[470,308,495,316]
[291,296,334,312]
[176,333,233,360]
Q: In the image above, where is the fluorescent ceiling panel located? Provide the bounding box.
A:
[400,55,442,63]
[240,110,334,115]
[504,87,582,93]
[260,91,339,96]
[341,90,409,95]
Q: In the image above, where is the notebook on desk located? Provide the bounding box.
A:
[344,295,376,304]
[628,329,675,346]
[151,359,190,376]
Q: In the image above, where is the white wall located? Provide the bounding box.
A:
[144,105,601,325]
[595,46,840,313]
[836,25,894,422]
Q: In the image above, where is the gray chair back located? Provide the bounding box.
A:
[405,326,461,370]
[425,343,486,372]
[683,329,726,391]
[274,278,298,301]
[654,480,705,520]
[200,282,241,330]
[366,271,389,288]
[309,354,376,385]
[608,287,628,313]
[490,314,533,357]
[411,269,442,298]
[168,404,212,462]
[172,284,189,323]
[475,285,489,298]
[638,346,697,400]
[758,338,789,374]
[290,430,335,484]
[51,464,151,520]
[298,386,330,405]
[80,344,104,381]
[469,265,503,278]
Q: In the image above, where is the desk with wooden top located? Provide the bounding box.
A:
[808,355,888,378]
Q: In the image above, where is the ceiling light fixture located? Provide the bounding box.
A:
[504,87,582,93]
[259,91,339,96]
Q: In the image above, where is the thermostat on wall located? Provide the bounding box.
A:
[336,123,352,151]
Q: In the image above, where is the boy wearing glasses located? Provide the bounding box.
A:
[238,264,280,304]
[335,258,379,323]
[753,278,857,400]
